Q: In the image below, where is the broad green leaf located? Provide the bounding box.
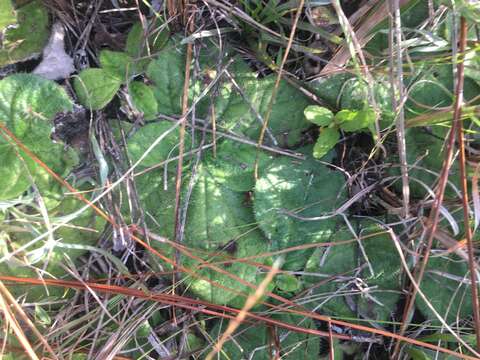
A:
[415,255,475,324]
[0,1,49,66]
[212,314,320,360]
[311,73,352,109]
[205,141,271,192]
[391,127,460,198]
[311,74,394,129]
[304,105,334,126]
[313,127,339,159]
[129,81,158,120]
[254,148,346,270]
[127,121,188,168]
[406,64,480,117]
[137,166,270,307]
[215,75,313,147]
[146,46,185,116]
[336,108,376,132]
[0,74,73,200]
[99,50,133,81]
[303,223,401,326]
[74,68,121,110]
[0,0,15,31]
[125,19,170,71]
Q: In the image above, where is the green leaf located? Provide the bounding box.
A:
[127,121,188,168]
[254,148,346,270]
[415,255,475,324]
[0,74,73,200]
[313,127,339,159]
[406,64,480,117]
[99,50,133,81]
[275,273,301,292]
[145,45,185,116]
[34,305,51,326]
[214,75,313,147]
[304,105,334,126]
[336,108,376,132]
[205,141,271,192]
[390,127,460,198]
[129,81,158,120]
[212,314,320,360]
[0,1,49,66]
[0,0,15,31]
[137,165,270,307]
[125,19,170,71]
[303,223,401,326]
[74,68,121,110]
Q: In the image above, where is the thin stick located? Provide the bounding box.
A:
[0,282,58,359]
[455,17,480,351]
[205,258,282,360]
[391,0,410,218]
[392,15,469,358]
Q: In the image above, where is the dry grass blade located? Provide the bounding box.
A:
[0,282,57,359]
[2,275,479,359]
[0,287,39,360]
[392,14,471,359]
[205,258,282,360]
[320,0,411,75]
[454,22,480,352]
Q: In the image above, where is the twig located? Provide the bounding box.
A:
[392,14,470,358]
[390,0,410,218]
[455,17,480,351]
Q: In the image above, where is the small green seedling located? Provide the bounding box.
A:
[304,105,376,159]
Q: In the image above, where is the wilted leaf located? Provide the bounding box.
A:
[74,68,121,110]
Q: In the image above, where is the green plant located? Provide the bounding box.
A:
[74,19,169,111]
[0,74,105,301]
[0,0,50,66]
[304,105,376,158]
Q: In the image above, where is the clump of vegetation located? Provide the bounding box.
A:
[1,0,480,359]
